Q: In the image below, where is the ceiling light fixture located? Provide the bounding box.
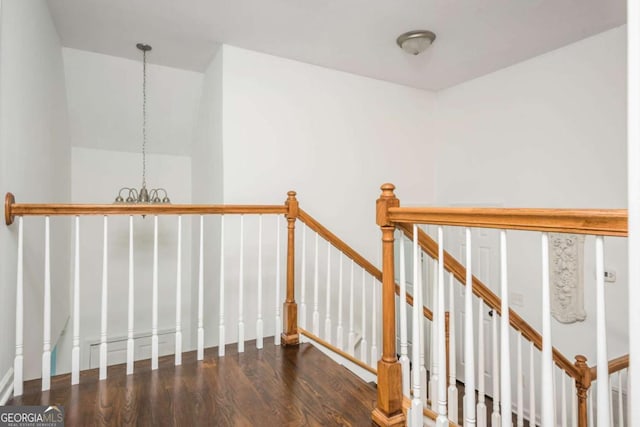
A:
[114,43,170,204]
[396,30,437,55]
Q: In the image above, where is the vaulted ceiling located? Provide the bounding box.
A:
[47,0,625,90]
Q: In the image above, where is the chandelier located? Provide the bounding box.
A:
[114,43,170,204]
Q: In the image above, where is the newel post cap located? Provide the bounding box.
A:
[376,183,399,227]
[574,354,592,388]
[286,190,299,219]
[5,192,15,225]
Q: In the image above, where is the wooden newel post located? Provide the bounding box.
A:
[372,183,405,427]
[281,190,300,346]
[575,355,592,427]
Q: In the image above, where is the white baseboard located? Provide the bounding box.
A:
[0,367,14,405]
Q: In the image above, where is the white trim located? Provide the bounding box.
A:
[0,367,14,405]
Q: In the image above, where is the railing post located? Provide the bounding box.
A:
[372,183,404,427]
[575,355,592,427]
[281,191,299,346]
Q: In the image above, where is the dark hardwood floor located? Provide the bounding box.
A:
[7,339,378,426]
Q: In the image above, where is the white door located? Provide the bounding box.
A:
[450,225,501,399]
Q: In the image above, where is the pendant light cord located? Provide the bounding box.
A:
[142,48,147,189]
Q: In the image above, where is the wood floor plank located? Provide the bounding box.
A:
[6,339,377,426]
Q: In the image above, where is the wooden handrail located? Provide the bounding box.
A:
[299,208,433,321]
[5,193,286,225]
[299,209,381,281]
[397,223,580,379]
[298,328,377,375]
[590,354,630,381]
[389,207,627,237]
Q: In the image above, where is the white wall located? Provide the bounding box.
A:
[214,45,438,348]
[57,49,202,372]
[191,47,224,347]
[222,45,438,262]
[435,25,627,413]
[0,0,71,382]
[63,47,202,156]
[53,148,192,374]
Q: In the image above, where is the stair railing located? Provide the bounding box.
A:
[294,207,434,383]
[4,191,299,395]
[374,183,628,427]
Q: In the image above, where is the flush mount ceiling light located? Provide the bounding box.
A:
[396,30,437,55]
[114,43,170,204]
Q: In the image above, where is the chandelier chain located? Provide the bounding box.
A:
[113,43,170,205]
[142,48,147,188]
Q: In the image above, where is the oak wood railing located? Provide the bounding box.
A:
[298,209,433,321]
[7,187,628,427]
[5,191,434,426]
[5,191,300,380]
[375,183,629,427]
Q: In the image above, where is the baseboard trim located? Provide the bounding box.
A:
[0,367,14,405]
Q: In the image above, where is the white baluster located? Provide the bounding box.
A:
[99,216,109,379]
[419,251,426,408]
[436,226,448,426]
[257,215,264,349]
[72,216,81,383]
[337,253,344,349]
[595,236,610,427]
[588,388,594,427]
[478,299,487,427]
[360,268,368,364]
[197,215,204,360]
[529,342,536,427]
[517,334,523,427]
[553,366,558,425]
[42,216,51,391]
[618,371,624,427]
[464,227,477,427]
[448,272,458,423]
[562,371,568,427]
[411,224,424,426]
[126,216,134,375]
[218,215,226,356]
[399,234,410,398]
[541,232,555,426]
[431,256,440,409]
[325,241,332,343]
[152,215,159,370]
[499,230,511,427]
[371,276,378,367]
[348,260,357,357]
[175,215,183,365]
[14,216,24,396]
[274,216,281,345]
[610,373,615,427]
[313,232,320,336]
[300,225,307,329]
[492,306,501,425]
[239,215,245,352]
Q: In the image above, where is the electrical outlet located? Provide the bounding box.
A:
[604,270,616,283]
[510,292,524,307]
